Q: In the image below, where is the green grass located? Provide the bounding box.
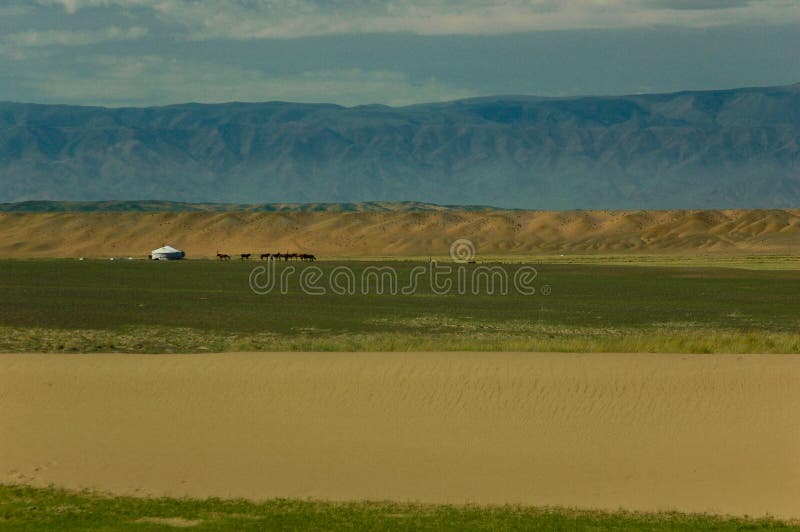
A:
[1,484,795,531]
[1,259,799,353]
[354,254,800,270]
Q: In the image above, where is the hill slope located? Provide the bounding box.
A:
[1,209,798,258]
[1,84,799,209]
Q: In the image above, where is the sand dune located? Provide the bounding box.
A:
[0,209,798,258]
[1,352,799,518]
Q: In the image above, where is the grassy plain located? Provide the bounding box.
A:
[0,258,798,353]
[1,484,796,531]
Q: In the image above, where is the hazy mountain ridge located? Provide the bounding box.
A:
[1,83,799,209]
[0,200,498,213]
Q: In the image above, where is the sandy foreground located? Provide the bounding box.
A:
[1,352,799,519]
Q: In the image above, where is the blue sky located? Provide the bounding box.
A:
[1,0,798,107]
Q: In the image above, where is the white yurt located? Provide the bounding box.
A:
[150,245,185,260]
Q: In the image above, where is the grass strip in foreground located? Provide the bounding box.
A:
[0,485,795,531]
[2,324,799,354]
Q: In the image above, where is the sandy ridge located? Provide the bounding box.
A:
[1,209,799,258]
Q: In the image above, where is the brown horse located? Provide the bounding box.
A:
[300,253,316,262]
[240,253,251,261]
[217,252,231,261]
[260,253,271,260]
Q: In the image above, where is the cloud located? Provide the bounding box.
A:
[0,5,32,16]
[38,0,800,38]
[19,55,476,107]
[3,26,148,48]
[644,0,757,10]
[39,0,153,15]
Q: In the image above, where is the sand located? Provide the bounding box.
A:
[1,209,799,258]
[1,352,799,518]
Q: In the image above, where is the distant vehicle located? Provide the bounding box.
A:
[150,245,185,260]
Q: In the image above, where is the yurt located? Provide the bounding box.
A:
[150,245,185,260]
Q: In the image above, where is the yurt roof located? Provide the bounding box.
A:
[152,245,182,254]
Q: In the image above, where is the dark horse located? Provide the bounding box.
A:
[240,253,251,261]
[260,253,271,260]
[299,253,316,262]
[217,252,231,261]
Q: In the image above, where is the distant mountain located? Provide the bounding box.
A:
[0,200,498,213]
[1,84,798,209]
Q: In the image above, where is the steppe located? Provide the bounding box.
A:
[2,206,799,529]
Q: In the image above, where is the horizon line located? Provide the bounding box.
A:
[1,81,798,111]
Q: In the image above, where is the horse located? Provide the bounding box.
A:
[260,253,271,260]
[240,253,251,261]
[300,253,316,262]
[216,252,231,261]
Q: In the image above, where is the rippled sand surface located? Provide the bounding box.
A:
[1,352,798,518]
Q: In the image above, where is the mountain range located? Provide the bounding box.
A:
[0,200,495,213]
[1,83,798,209]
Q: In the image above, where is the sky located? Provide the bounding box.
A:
[0,0,798,107]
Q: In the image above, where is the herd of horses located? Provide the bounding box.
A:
[216,251,316,262]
